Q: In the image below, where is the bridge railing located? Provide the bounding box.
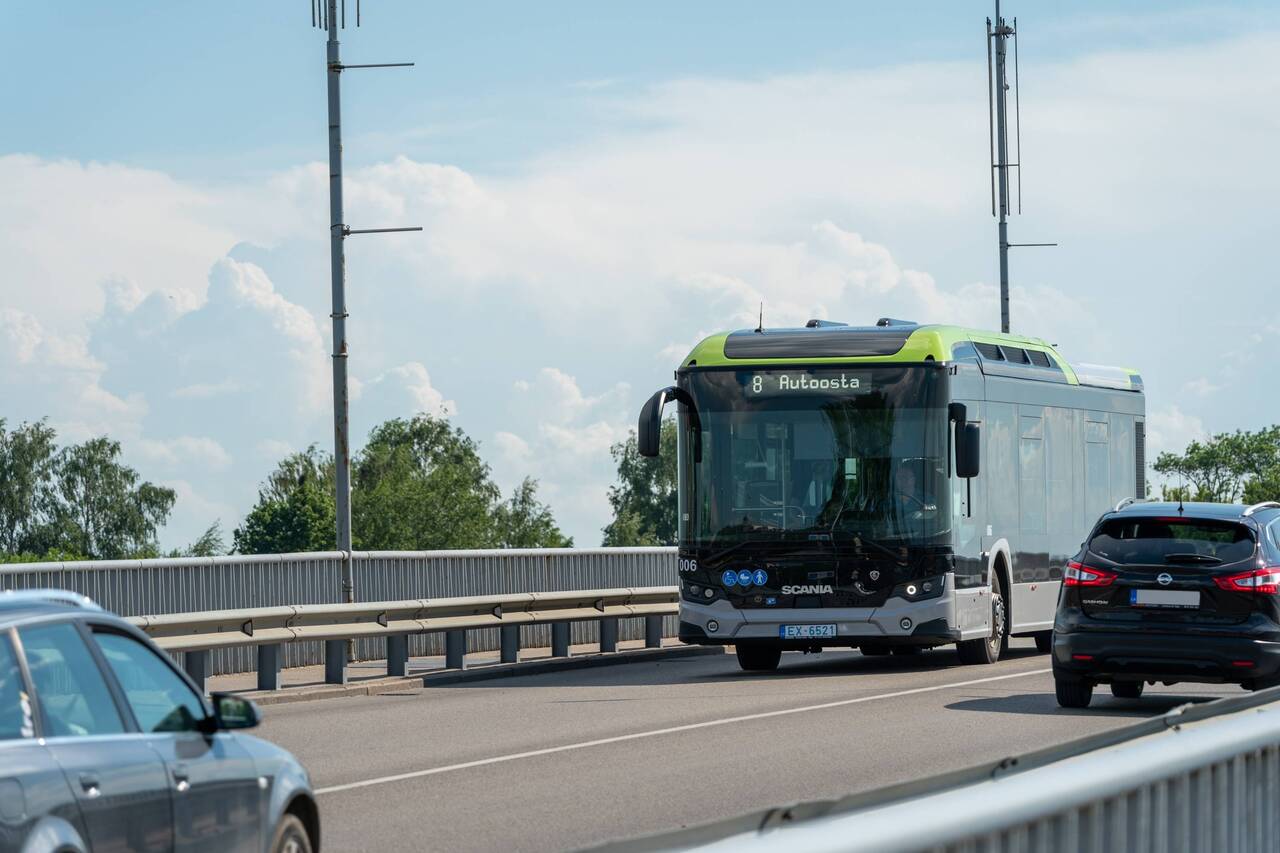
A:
[621,687,1280,853]
[124,586,678,692]
[1,548,679,675]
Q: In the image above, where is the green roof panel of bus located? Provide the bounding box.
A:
[679,323,1139,391]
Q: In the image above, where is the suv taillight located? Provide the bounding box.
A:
[1214,567,1280,595]
[1063,561,1117,587]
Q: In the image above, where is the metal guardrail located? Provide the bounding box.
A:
[613,686,1280,853]
[2,547,678,675]
[125,586,679,692]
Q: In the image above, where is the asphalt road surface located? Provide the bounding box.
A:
[255,640,1233,852]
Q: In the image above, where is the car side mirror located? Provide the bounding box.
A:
[210,692,261,731]
[956,422,981,479]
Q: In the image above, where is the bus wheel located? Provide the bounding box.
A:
[735,644,782,672]
[1033,631,1053,654]
[957,573,1007,665]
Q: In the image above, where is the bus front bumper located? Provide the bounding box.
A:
[677,594,961,647]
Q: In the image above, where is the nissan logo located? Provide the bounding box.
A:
[1157,572,1173,586]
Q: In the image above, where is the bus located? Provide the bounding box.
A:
[638,319,1145,671]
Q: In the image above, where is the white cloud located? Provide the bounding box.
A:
[135,436,232,472]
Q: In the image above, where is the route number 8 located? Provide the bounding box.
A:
[752,376,763,393]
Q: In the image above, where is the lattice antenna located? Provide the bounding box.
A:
[311,0,360,28]
[984,1,1055,333]
[309,0,421,610]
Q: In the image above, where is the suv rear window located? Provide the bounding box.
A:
[1089,517,1256,565]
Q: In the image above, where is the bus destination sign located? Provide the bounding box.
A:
[744,372,867,397]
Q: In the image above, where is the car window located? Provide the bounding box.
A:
[19,623,125,737]
[0,634,34,740]
[93,632,206,733]
[1089,517,1256,565]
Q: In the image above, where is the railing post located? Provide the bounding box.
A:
[324,639,347,685]
[552,622,570,658]
[257,644,282,691]
[386,635,408,677]
[445,630,466,670]
[500,625,519,664]
[645,614,663,648]
[599,617,618,653]
[184,650,209,694]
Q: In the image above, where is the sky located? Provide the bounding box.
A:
[3,1,1278,550]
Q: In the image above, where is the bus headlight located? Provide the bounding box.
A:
[892,575,946,602]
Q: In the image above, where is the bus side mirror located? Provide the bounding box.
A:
[638,387,674,457]
[956,423,981,478]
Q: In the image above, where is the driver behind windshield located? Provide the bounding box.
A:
[891,461,934,517]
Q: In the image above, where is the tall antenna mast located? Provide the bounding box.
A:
[986,1,1054,333]
[313,0,421,614]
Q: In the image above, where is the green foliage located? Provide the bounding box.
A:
[353,415,502,550]
[233,446,336,554]
[0,419,58,554]
[493,478,573,549]
[168,522,227,558]
[235,417,573,554]
[1154,426,1280,504]
[0,423,175,561]
[602,419,678,546]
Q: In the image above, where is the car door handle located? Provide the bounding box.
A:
[79,772,101,798]
[172,764,190,794]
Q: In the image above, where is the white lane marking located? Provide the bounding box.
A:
[317,666,1051,795]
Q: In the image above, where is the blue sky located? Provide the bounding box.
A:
[3,2,1278,548]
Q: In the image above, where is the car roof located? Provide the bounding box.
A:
[1109,501,1271,521]
[0,590,105,630]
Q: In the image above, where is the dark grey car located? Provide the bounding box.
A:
[0,590,319,853]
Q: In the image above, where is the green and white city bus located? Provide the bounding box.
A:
[638,319,1146,671]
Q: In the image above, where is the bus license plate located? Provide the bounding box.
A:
[1130,589,1199,609]
[779,624,837,640]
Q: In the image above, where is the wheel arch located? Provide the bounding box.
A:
[285,793,321,852]
[987,540,1013,623]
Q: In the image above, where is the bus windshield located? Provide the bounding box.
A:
[677,366,951,548]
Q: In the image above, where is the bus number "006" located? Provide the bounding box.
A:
[678,558,699,573]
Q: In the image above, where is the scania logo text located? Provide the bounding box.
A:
[781,585,834,595]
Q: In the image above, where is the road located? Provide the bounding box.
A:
[255,640,1232,852]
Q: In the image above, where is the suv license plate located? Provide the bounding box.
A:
[1130,589,1199,609]
[779,624,837,640]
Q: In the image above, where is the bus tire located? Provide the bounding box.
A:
[1056,676,1094,708]
[736,644,782,672]
[1033,631,1053,654]
[956,572,1007,665]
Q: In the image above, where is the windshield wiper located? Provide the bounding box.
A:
[1164,553,1222,564]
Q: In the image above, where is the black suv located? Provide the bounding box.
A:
[0,589,320,853]
[1053,501,1280,708]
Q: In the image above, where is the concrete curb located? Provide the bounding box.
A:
[240,644,726,707]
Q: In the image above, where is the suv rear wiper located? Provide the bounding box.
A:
[1164,553,1223,564]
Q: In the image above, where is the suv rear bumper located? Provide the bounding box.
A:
[1053,629,1280,686]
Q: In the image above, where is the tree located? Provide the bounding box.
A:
[0,419,58,554]
[602,419,678,546]
[45,438,176,560]
[233,446,336,554]
[170,521,227,558]
[1155,426,1280,504]
[493,478,573,548]
[352,415,501,550]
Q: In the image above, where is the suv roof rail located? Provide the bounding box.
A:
[1113,497,1149,512]
[1243,501,1280,517]
[0,589,101,611]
